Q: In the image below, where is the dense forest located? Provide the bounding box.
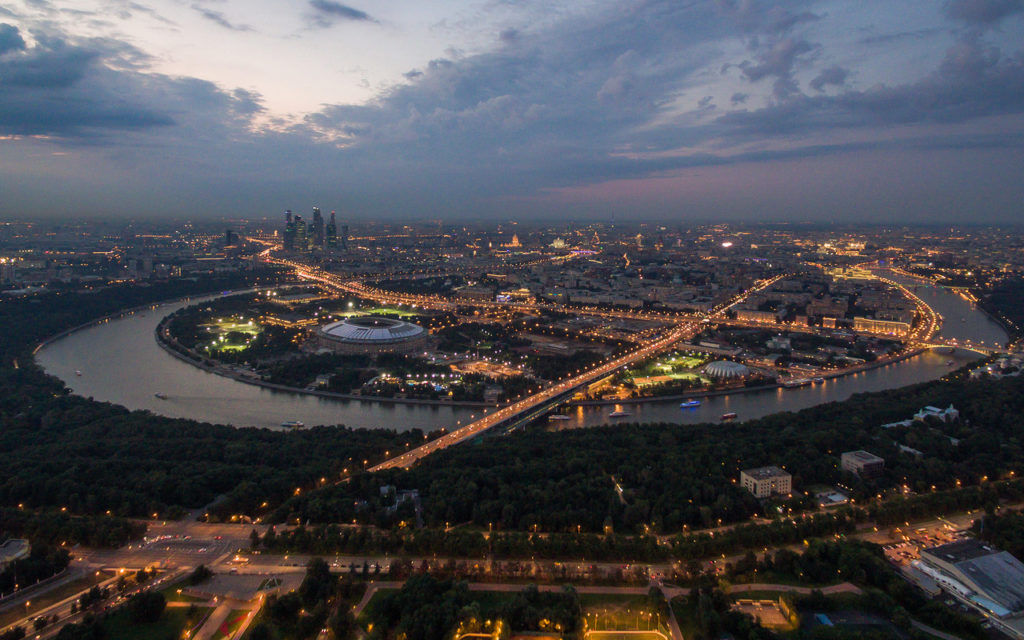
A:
[274,368,1024,535]
[972,508,1024,558]
[248,477,1024,563]
[4,270,1024,558]
[0,274,416,524]
[368,575,583,640]
[0,544,69,597]
[980,277,1024,340]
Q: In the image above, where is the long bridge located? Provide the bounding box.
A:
[365,275,788,470]
[260,246,989,470]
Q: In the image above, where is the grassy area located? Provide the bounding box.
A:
[102,605,211,640]
[337,307,418,319]
[0,570,111,629]
[586,632,668,640]
[579,594,651,608]
[669,596,701,640]
[159,581,209,603]
[357,587,399,626]
[366,307,418,318]
[623,351,710,382]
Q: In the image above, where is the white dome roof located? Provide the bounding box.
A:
[319,316,425,344]
[703,360,750,379]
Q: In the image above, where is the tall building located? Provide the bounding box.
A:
[294,215,307,252]
[340,223,349,251]
[311,207,324,250]
[283,210,296,250]
[224,229,236,247]
[326,211,338,249]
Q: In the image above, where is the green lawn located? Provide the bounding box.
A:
[366,307,418,318]
[669,597,701,640]
[586,632,668,640]
[159,580,209,603]
[580,594,651,608]
[102,605,211,640]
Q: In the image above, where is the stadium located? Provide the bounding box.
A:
[314,316,428,354]
[702,360,751,380]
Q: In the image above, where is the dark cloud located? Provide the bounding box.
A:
[945,0,1024,24]
[191,5,253,32]
[810,65,848,91]
[716,0,821,34]
[308,0,375,26]
[0,39,98,88]
[737,37,818,97]
[0,26,259,139]
[0,23,26,55]
[498,28,519,43]
[718,39,1024,136]
[858,27,942,46]
[4,0,1024,223]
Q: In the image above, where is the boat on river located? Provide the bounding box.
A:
[679,399,702,408]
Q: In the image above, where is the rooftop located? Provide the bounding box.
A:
[741,465,790,480]
[923,539,1024,613]
[842,450,884,463]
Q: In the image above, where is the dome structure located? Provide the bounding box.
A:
[315,316,428,353]
[702,360,751,379]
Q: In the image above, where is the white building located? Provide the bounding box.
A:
[740,466,792,498]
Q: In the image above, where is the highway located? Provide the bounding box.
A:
[260,247,961,473]
[367,274,788,470]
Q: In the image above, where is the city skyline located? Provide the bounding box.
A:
[1,0,1024,222]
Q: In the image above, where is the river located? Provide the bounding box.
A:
[35,279,1007,432]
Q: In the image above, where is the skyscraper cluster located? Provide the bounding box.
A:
[283,208,344,252]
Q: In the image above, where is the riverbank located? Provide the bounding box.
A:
[31,289,243,356]
[154,308,496,409]
[567,347,929,407]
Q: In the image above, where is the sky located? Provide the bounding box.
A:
[0,0,1023,223]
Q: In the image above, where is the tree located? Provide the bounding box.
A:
[329,609,357,640]
[299,558,335,607]
[248,623,274,640]
[188,564,213,585]
[127,591,166,624]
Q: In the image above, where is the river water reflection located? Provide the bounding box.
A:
[36,279,1006,431]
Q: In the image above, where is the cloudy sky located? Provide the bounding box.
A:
[1,0,1023,223]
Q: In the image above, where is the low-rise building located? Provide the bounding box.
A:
[740,466,792,498]
[0,539,29,568]
[917,539,1024,621]
[914,404,959,423]
[840,450,885,478]
[853,316,911,338]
